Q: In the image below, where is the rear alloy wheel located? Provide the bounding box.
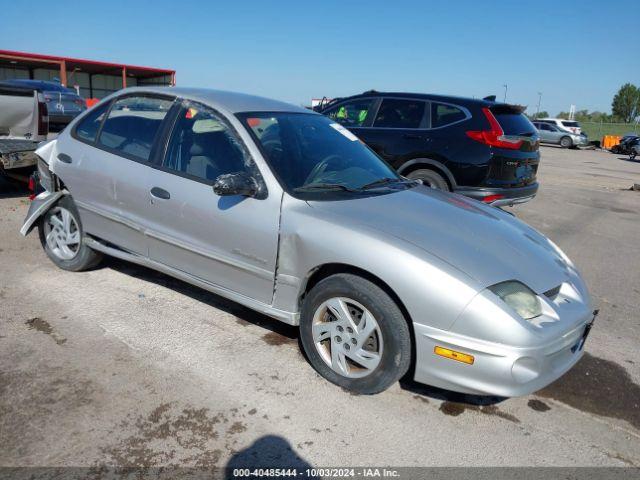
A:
[300,274,411,394]
[560,136,573,148]
[38,196,102,271]
[406,168,450,191]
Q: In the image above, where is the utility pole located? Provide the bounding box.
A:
[536,92,542,119]
[503,84,508,103]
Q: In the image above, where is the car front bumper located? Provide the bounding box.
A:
[412,310,596,397]
[454,182,539,207]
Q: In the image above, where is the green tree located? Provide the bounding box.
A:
[527,111,548,120]
[611,83,640,123]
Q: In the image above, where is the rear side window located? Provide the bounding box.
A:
[562,121,579,128]
[75,102,109,142]
[493,112,536,135]
[373,99,426,128]
[432,103,467,128]
[98,96,173,161]
[325,99,374,127]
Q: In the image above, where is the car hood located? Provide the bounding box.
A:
[308,187,575,293]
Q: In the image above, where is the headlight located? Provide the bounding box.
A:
[489,281,541,320]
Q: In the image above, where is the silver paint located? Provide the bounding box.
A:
[22,87,594,396]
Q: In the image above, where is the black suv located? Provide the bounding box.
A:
[317,91,540,206]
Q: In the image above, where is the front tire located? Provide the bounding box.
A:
[560,136,573,148]
[38,196,102,271]
[300,274,411,394]
[406,168,450,191]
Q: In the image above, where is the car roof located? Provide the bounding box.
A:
[4,79,70,91]
[326,91,506,108]
[539,118,579,123]
[116,87,312,115]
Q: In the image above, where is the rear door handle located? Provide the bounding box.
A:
[150,187,171,200]
[57,153,72,164]
[402,133,427,140]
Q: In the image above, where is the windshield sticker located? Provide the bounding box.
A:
[185,107,198,119]
[330,123,359,141]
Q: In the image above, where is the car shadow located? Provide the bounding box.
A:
[618,156,639,163]
[224,435,313,476]
[0,175,30,198]
[399,377,506,406]
[104,256,299,341]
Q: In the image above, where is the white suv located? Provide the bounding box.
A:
[537,118,582,135]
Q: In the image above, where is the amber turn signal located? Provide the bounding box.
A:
[434,346,474,365]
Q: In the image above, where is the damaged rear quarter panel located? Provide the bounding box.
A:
[271,194,480,331]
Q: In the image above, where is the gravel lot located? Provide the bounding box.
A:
[1,146,639,469]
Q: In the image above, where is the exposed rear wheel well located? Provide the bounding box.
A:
[401,162,453,190]
[300,263,416,375]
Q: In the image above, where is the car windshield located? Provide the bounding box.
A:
[239,112,413,196]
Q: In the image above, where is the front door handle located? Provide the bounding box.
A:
[57,153,72,164]
[150,187,171,200]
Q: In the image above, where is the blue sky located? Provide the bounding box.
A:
[2,0,638,115]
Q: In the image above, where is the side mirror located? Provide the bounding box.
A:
[213,172,258,197]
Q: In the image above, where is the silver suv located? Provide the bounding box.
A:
[21,87,596,396]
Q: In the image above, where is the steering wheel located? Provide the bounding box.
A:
[303,154,343,185]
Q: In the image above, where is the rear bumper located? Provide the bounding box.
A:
[412,311,595,397]
[454,182,539,207]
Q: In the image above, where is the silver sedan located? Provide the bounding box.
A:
[21,87,596,396]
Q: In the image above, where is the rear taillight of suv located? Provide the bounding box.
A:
[466,108,523,150]
[36,92,49,137]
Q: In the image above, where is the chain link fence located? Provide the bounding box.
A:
[580,121,639,141]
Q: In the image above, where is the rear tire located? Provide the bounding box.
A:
[560,136,573,148]
[299,274,412,394]
[406,168,450,191]
[38,196,102,271]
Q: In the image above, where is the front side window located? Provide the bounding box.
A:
[163,105,249,182]
[241,112,412,197]
[432,103,467,128]
[373,99,426,129]
[324,99,374,127]
[75,102,110,142]
[98,96,173,161]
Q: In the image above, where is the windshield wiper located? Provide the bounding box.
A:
[294,183,359,192]
[359,177,411,190]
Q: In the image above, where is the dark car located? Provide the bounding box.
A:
[2,79,86,132]
[317,91,540,206]
[611,134,639,154]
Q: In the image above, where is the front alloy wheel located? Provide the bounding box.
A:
[312,297,383,378]
[300,273,411,394]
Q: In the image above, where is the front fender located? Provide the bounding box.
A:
[19,190,66,236]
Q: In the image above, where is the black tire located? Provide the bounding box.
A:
[631,152,637,161]
[406,168,450,191]
[299,273,411,394]
[38,195,102,271]
[560,136,573,148]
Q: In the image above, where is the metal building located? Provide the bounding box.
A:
[0,49,175,100]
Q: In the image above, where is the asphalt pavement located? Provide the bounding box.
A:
[1,146,639,469]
